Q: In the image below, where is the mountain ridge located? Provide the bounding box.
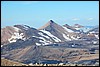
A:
[1,20,99,65]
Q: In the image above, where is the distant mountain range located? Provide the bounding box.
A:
[1,20,99,46]
[1,20,99,65]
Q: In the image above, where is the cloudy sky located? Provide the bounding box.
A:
[1,1,99,28]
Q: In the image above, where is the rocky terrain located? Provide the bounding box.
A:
[1,58,99,66]
[1,58,27,66]
[1,20,99,66]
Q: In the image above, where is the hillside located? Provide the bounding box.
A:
[1,20,99,66]
[1,58,28,66]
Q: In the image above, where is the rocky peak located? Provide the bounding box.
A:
[49,20,54,23]
[63,24,70,27]
[73,24,84,28]
[38,20,56,30]
[14,25,31,30]
[46,20,55,25]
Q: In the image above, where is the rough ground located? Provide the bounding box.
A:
[1,58,98,66]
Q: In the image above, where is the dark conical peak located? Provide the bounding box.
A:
[50,20,54,23]
[38,20,57,30]
[46,20,56,25]
[63,24,70,27]
[48,20,55,25]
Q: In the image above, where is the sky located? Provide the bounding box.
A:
[1,1,99,28]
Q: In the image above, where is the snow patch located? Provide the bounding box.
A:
[1,45,3,47]
[13,33,24,39]
[71,45,75,47]
[39,37,52,45]
[59,63,64,65]
[32,35,52,45]
[80,27,91,32]
[29,63,33,66]
[93,41,97,44]
[62,33,71,41]
[38,37,46,41]
[39,40,52,45]
[89,31,96,34]
[22,25,30,30]
[75,27,93,33]
[70,36,78,40]
[32,36,38,38]
[75,28,80,30]
[95,35,99,39]
[13,27,20,32]
[8,32,25,43]
[8,39,17,43]
[63,26,74,32]
[40,30,61,42]
[36,43,41,46]
[38,32,50,39]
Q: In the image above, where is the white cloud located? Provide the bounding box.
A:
[72,18,80,21]
[87,18,93,21]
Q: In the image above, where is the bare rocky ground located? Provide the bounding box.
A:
[1,58,99,66]
[1,58,28,66]
[1,45,99,66]
[1,39,99,66]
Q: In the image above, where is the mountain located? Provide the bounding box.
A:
[1,24,56,46]
[1,21,72,47]
[38,20,83,41]
[1,20,98,47]
[2,20,97,47]
[63,24,98,34]
[1,20,99,65]
[73,24,84,28]
[86,27,99,39]
[1,26,21,46]
[63,24,80,33]
[38,20,70,41]
[87,27,99,34]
